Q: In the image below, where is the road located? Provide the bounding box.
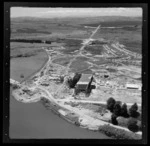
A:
[56,99,141,107]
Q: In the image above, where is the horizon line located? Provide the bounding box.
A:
[11,15,142,18]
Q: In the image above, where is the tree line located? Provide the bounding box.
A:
[106,97,141,132]
[10,39,52,44]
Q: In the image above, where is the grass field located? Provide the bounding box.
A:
[84,45,104,55]
[52,56,72,66]
[70,59,90,73]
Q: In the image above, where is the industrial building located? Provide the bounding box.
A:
[74,74,96,95]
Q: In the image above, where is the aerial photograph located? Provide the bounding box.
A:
[10,7,142,139]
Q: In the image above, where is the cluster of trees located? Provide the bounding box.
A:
[67,73,81,88]
[106,97,140,132]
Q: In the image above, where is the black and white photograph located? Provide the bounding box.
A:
[3,2,148,143]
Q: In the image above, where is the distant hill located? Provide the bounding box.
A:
[11,16,142,27]
[11,16,142,22]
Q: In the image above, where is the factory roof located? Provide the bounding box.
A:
[77,74,92,83]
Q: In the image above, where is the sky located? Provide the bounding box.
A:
[11,7,142,18]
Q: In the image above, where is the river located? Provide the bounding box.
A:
[9,87,110,139]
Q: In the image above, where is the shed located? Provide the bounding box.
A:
[126,83,141,90]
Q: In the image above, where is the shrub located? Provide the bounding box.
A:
[98,124,141,139]
[117,116,129,127]
[113,102,122,116]
[137,121,142,131]
[20,74,24,78]
[12,84,19,90]
[121,103,129,118]
[129,103,140,118]
[128,117,138,125]
[111,113,118,125]
[128,124,139,132]
[106,97,116,112]
[127,117,139,132]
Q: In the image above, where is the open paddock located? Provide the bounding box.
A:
[70,59,90,73]
[89,58,111,66]
[84,45,105,55]
[52,56,73,66]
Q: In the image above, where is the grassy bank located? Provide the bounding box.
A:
[98,124,141,139]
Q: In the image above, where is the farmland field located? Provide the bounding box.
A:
[52,56,72,66]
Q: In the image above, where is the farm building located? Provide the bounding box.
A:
[126,83,141,90]
[74,74,96,95]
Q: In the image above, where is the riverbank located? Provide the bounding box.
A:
[10,87,110,139]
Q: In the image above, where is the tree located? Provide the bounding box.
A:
[68,73,81,88]
[74,88,80,95]
[128,124,139,132]
[113,102,122,116]
[72,73,81,87]
[67,77,73,88]
[59,76,64,83]
[12,84,19,90]
[131,103,138,111]
[116,101,122,106]
[106,97,116,112]
[121,103,129,118]
[111,113,118,125]
[129,103,140,118]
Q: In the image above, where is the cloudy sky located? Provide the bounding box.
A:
[11,7,142,18]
